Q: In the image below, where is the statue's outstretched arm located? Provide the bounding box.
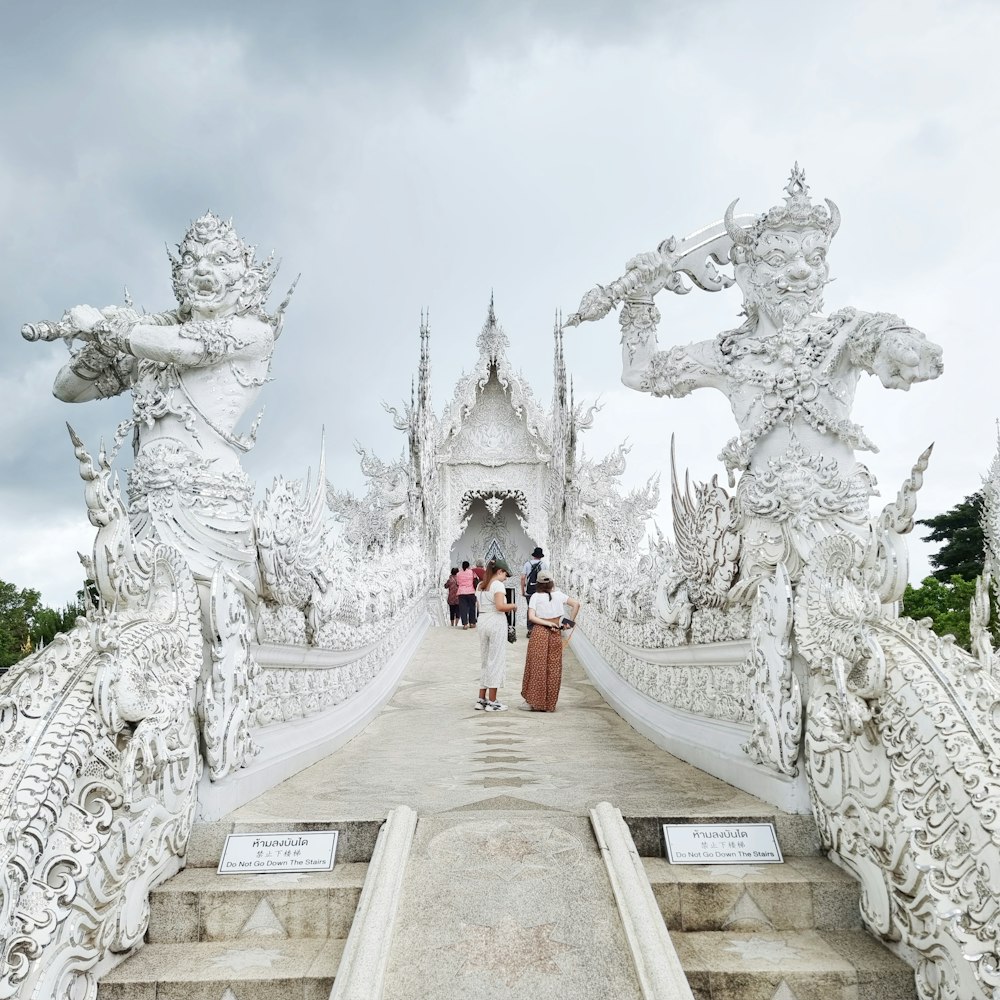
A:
[71,307,269,370]
[566,228,737,399]
[48,305,149,403]
[844,310,944,390]
[615,259,721,397]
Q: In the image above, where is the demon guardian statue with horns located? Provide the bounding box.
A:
[568,165,943,588]
[35,213,287,600]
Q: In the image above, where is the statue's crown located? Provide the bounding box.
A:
[180,212,244,252]
[757,164,838,235]
[725,164,840,255]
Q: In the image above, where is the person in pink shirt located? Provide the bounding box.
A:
[456,561,477,629]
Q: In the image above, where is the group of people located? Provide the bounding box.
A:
[444,560,487,628]
[445,547,580,714]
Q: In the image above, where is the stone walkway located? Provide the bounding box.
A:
[230,626,811,999]
[234,625,778,824]
[103,627,915,999]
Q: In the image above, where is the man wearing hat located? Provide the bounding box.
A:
[521,546,548,636]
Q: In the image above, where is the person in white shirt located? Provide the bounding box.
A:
[474,560,517,712]
[521,571,581,712]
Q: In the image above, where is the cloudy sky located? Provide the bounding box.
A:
[2,0,998,605]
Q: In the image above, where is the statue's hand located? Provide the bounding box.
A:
[63,304,107,336]
[624,248,677,298]
[874,328,944,390]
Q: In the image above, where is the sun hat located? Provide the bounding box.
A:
[531,547,544,558]
[536,570,554,584]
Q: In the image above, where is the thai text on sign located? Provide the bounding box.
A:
[218,831,339,874]
[663,823,782,864]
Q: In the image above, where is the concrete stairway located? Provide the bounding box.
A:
[635,817,916,1000]
[97,632,920,999]
[97,821,378,1000]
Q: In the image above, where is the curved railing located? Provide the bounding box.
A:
[0,544,203,999]
[798,534,1000,1000]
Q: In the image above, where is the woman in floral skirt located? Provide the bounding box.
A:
[521,570,580,712]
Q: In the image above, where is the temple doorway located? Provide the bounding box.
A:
[449,491,534,572]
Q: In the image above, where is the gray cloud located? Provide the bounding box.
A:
[2,0,998,602]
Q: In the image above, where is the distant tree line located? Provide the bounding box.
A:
[901,492,994,650]
[0,579,90,670]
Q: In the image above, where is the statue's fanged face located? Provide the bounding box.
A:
[747,227,829,327]
[175,235,248,319]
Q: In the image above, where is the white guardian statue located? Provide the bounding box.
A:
[25,212,289,601]
[567,165,943,588]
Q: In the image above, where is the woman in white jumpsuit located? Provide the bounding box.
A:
[474,560,516,712]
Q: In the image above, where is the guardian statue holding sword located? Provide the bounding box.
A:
[565,165,943,588]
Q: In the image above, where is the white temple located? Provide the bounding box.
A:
[3,172,999,1000]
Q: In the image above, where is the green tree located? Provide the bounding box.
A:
[0,579,88,670]
[901,574,980,650]
[917,493,985,582]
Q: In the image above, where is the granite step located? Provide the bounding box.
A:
[672,928,916,1000]
[184,819,383,868]
[96,937,344,1000]
[642,856,861,932]
[146,862,368,943]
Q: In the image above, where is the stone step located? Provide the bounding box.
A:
[185,819,383,868]
[147,862,368,944]
[625,814,823,858]
[97,938,344,1000]
[643,856,861,932]
[672,928,916,1000]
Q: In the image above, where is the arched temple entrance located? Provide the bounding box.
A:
[450,491,534,569]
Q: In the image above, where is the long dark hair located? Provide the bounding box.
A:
[479,559,508,591]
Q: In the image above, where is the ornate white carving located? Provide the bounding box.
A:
[558,169,1000,999]
[29,213,293,604]
[982,428,1000,581]
[741,563,801,775]
[799,532,1000,1000]
[580,607,750,721]
[13,218,442,998]
[0,433,203,1000]
[437,301,551,452]
[254,600,426,727]
[668,436,739,609]
[443,377,544,465]
[201,565,262,780]
[871,445,932,604]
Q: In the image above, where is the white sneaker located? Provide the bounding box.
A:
[484,700,508,712]
[474,697,488,710]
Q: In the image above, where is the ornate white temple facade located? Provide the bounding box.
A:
[5,175,1000,999]
[368,298,605,585]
